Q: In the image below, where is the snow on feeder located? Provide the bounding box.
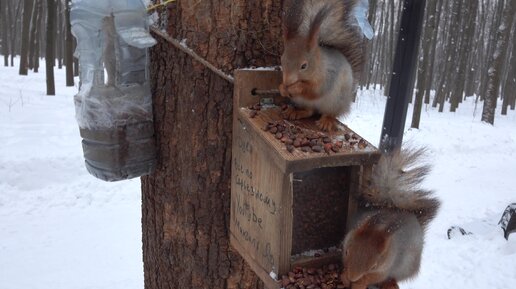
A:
[70,0,157,181]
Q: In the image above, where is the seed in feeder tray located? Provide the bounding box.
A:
[287,145,295,153]
[249,110,258,118]
[323,137,332,144]
[310,139,319,147]
[312,145,323,153]
[275,132,283,139]
[293,139,302,147]
[270,126,278,134]
[301,138,310,147]
[324,143,332,154]
[279,264,343,289]
[344,134,351,141]
[301,146,311,153]
[358,139,367,149]
[331,144,340,153]
[278,125,285,132]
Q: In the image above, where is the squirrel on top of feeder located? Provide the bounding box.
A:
[341,148,441,289]
[279,0,366,131]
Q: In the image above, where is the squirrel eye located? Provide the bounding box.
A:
[300,63,308,70]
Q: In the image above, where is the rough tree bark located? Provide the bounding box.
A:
[19,0,34,75]
[46,0,56,95]
[141,1,282,289]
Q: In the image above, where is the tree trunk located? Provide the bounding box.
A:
[64,0,74,86]
[423,0,442,104]
[56,0,62,69]
[46,0,55,95]
[479,1,504,101]
[33,0,43,73]
[8,0,21,66]
[412,0,437,129]
[450,0,478,112]
[141,1,282,289]
[482,0,514,124]
[28,0,41,70]
[73,37,79,77]
[501,28,515,115]
[19,0,34,75]
[1,0,9,66]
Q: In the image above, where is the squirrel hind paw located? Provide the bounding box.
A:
[316,115,338,131]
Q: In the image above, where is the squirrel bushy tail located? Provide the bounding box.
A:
[282,0,365,77]
[359,147,441,230]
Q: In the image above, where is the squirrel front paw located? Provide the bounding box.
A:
[282,106,314,120]
[316,115,338,131]
[279,83,290,97]
[340,271,351,288]
[378,279,399,289]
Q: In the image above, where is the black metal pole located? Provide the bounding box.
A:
[379,0,426,153]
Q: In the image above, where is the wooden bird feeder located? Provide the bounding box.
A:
[229,69,380,289]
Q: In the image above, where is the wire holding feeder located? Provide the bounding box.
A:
[147,0,176,12]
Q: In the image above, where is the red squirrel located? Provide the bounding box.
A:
[341,148,441,289]
[280,0,365,131]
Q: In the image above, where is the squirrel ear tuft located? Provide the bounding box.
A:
[307,5,330,49]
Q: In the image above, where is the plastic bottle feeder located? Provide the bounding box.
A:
[70,0,157,181]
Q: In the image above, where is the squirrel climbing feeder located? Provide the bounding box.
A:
[70,0,157,181]
[229,69,380,288]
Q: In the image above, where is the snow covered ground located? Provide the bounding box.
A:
[1,58,515,289]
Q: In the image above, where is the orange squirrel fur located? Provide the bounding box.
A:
[341,148,441,289]
[280,0,365,131]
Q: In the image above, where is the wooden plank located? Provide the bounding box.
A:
[230,115,284,275]
[230,234,281,289]
[346,166,361,232]
[279,173,293,275]
[233,69,283,112]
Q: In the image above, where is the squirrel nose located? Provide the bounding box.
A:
[283,74,298,87]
